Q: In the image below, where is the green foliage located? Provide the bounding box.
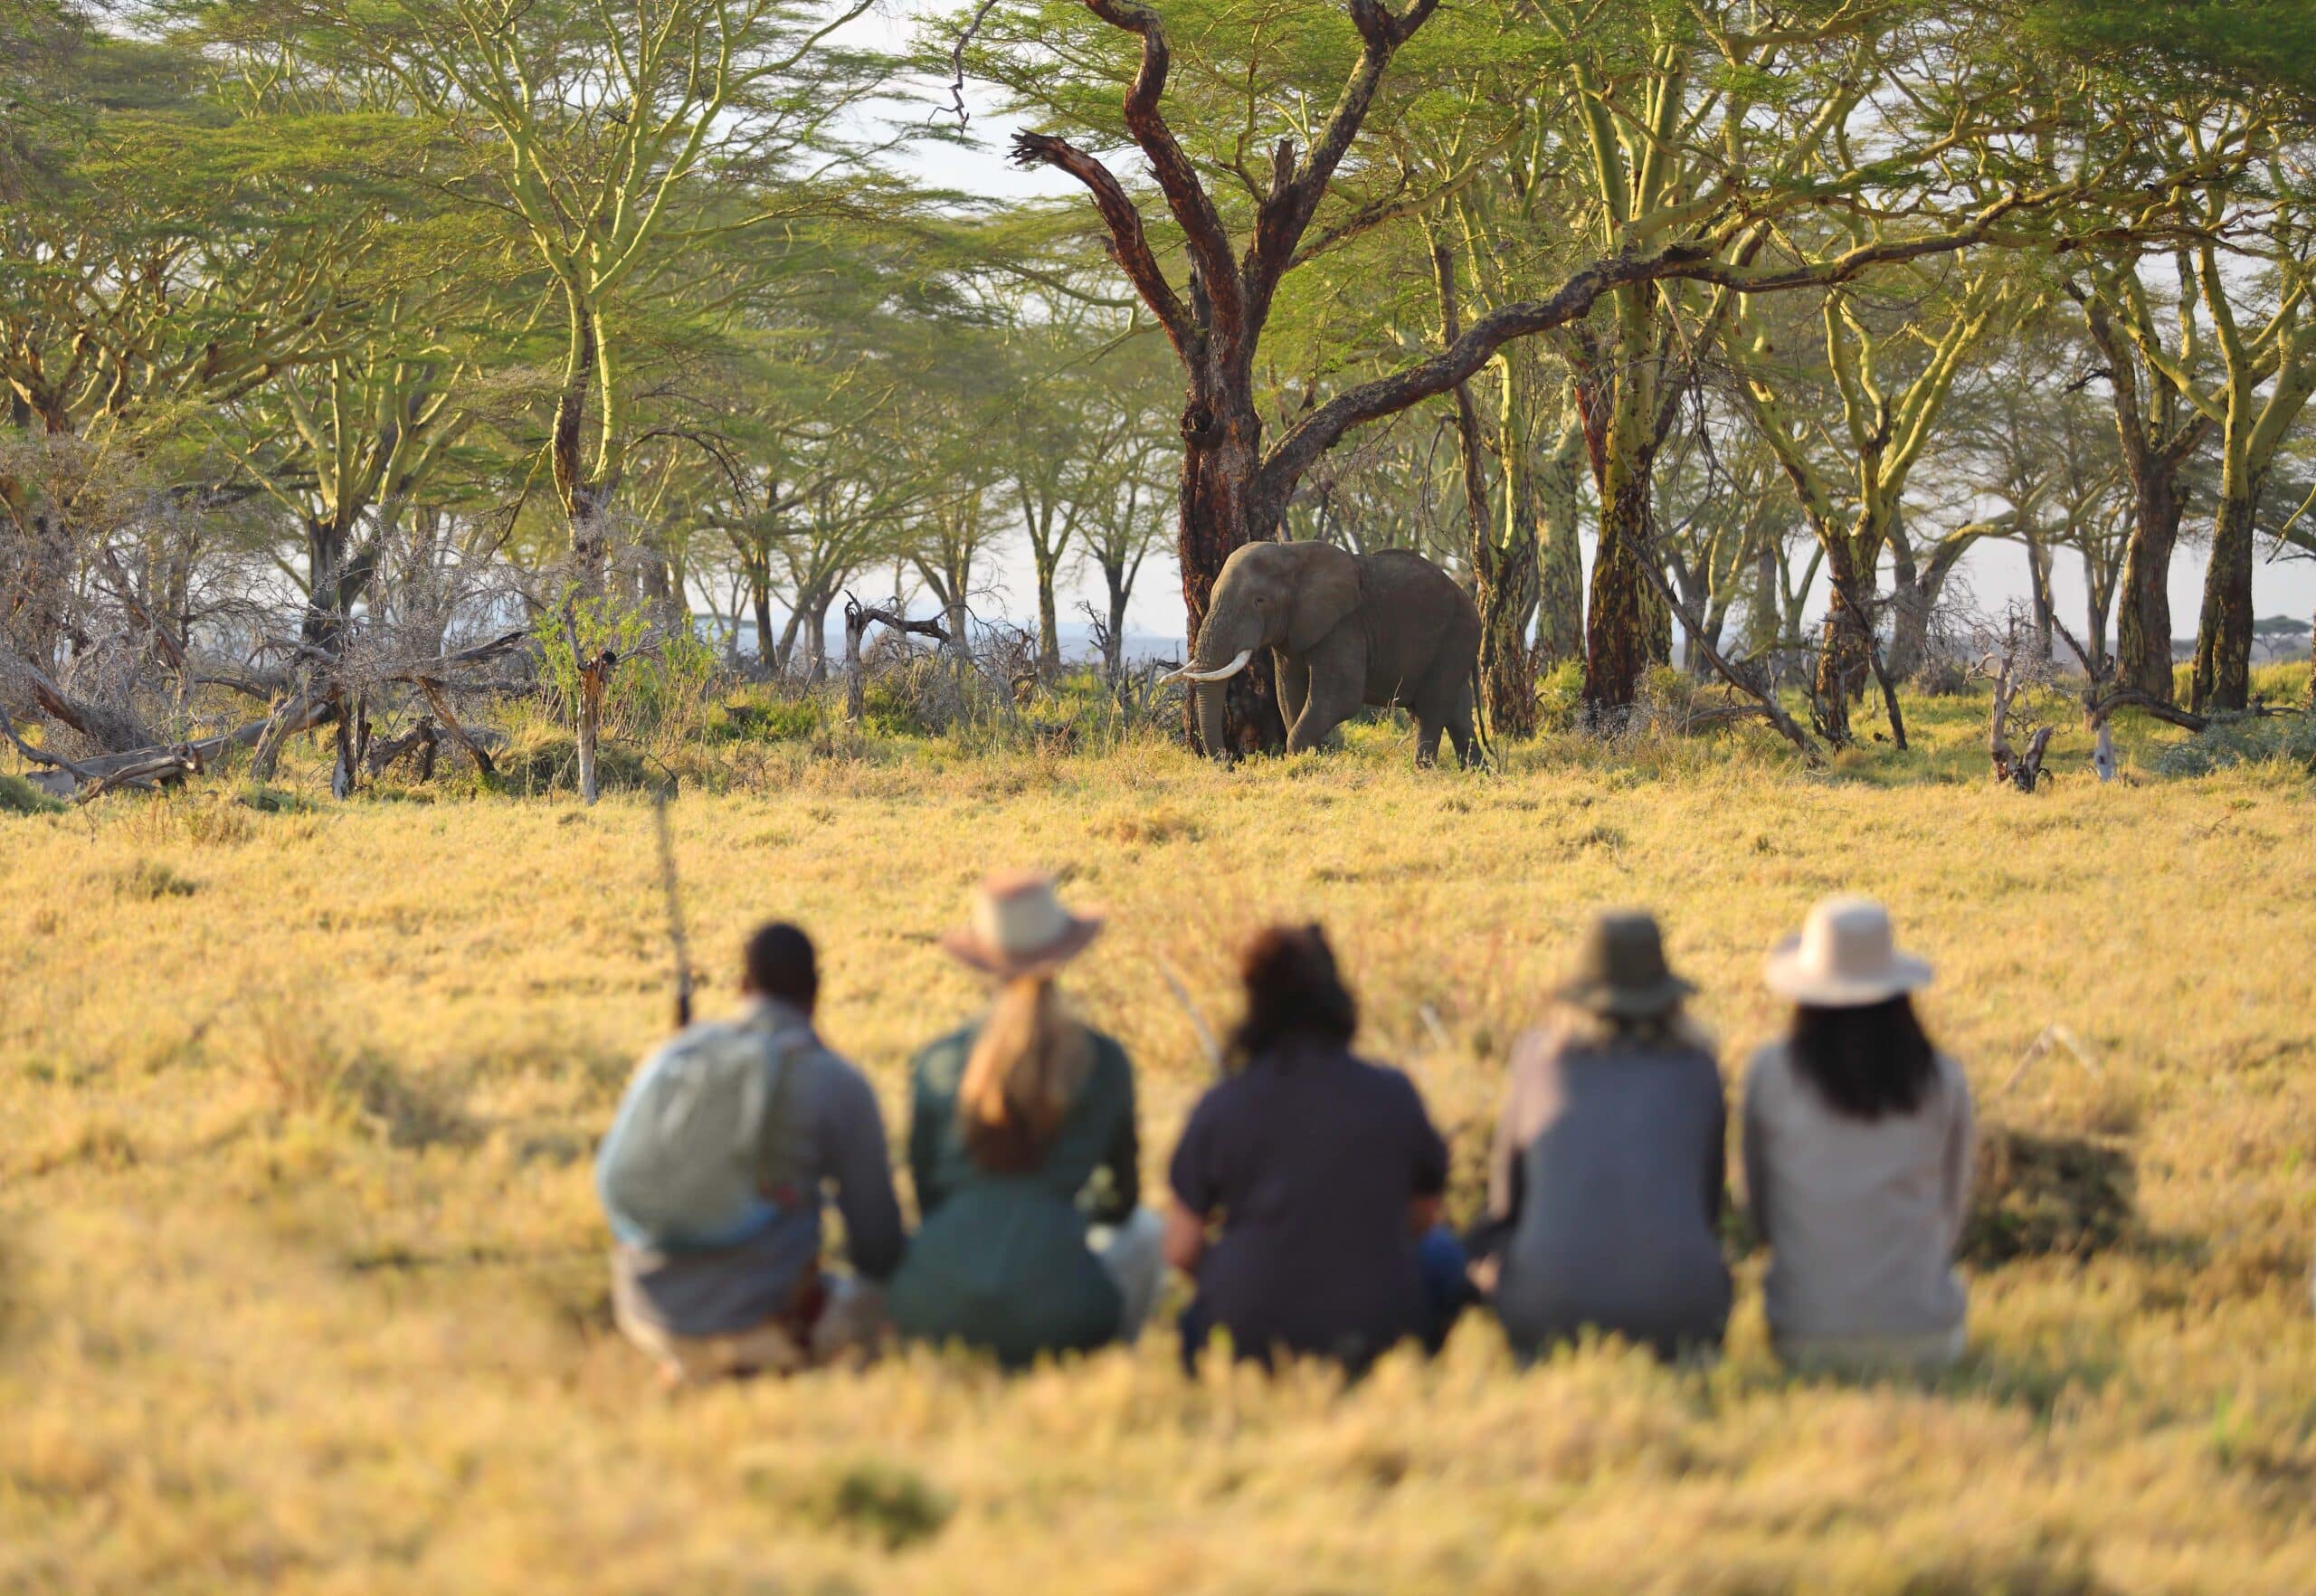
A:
[705,694,824,745]
[0,773,62,815]
[535,592,718,748]
[2024,0,2316,102]
[2150,712,2316,778]
[108,859,200,899]
[1534,660,1588,734]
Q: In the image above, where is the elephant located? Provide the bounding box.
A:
[1165,539,1484,768]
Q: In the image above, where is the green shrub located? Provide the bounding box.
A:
[2150,711,2316,777]
[0,771,63,815]
[496,723,657,796]
[535,590,718,746]
[1534,660,1586,733]
[706,696,823,743]
[109,860,199,899]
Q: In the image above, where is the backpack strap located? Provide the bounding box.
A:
[741,1007,812,1202]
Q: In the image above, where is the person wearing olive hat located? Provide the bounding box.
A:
[1469,910,1732,1362]
[1742,896,1975,1375]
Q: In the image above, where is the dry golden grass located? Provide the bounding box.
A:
[2,689,2312,1595]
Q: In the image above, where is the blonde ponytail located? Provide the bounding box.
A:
[958,975,1091,1171]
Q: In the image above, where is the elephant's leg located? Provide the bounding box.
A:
[1286,671,1361,753]
[1286,637,1363,754]
[1445,682,1480,769]
[1411,713,1445,768]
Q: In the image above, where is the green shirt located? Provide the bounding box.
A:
[887,1022,1140,1366]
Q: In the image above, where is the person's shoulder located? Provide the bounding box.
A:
[910,1023,977,1073]
[1932,1050,1972,1102]
[1741,1039,1793,1096]
[641,1015,751,1072]
[1083,1024,1131,1072]
[1347,1050,1428,1107]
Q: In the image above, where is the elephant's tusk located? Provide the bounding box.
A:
[1158,648,1254,685]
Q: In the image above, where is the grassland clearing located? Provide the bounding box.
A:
[1,685,2312,1594]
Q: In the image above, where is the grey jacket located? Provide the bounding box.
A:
[1742,1042,1973,1345]
[1477,1024,1732,1359]
[611,1000,905,1337]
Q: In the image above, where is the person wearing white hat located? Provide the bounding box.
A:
[887,870,1163,1367]
[1742,896,1976,1376]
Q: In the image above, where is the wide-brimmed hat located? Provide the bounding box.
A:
[939,869,1104,979]
[1765,895,1932,1008]
[1556,910,1695,1019]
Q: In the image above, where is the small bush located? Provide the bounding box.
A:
[824,1460,954,1551]
[2150,712,2316,778]
[1963,1126,2136,1266]
[0,771,63,815]
[1912,657,1972,697]
[497,723,658,796]
[109,860,199,899]
[707,696,823,744]
[1534,660,1586,733]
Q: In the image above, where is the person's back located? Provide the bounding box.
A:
[597,924,903,1383]
[1167,925,1455,1371]
[1744,896,1974,1373]
[1744,1040,1971,1348]
[891,1021,1141,1364]
[887,870,1160,1368]
[1488,1028,1730,1359]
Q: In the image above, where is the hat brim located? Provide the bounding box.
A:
[1763,937,1932,1007]
[939,915,1104,979]
[1556,973,1695,1019]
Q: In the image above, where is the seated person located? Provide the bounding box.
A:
[1471,910,1731,1362]
[1745,896,1975,1375]
[887,871,1163,1367]
[597,922,904,1384]
[1167,924,1465,1372]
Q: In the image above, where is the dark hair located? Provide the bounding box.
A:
[743,922,819,1010]
[1788,995,1939,1120]
[1228,924,1357,1067]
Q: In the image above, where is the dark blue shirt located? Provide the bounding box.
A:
[1170,1040,1448,1368]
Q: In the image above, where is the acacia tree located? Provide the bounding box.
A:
[205,0,890,586]
[1732,259,2026,738]
[974,0,2144,750]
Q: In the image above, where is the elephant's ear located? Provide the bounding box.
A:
[1287,542,1362,655]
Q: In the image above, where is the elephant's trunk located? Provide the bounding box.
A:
[1195,678,1230,762]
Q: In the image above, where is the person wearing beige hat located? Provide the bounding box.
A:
[887,870,1163,1367]
[1742,896,1976,1375]
[1470,910,1732,1363]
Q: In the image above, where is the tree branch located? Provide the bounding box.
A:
[1011,131,1193,351]
[1077,0,1242,332]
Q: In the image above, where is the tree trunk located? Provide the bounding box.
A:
[1179,383,1283,756]
[2191,483,2259,710]
[1586,470,1660,717]
[1438,240,1534,738]
[1575,332,1672,716]
[748,566,774,671]
[1533,407,1587,670]
[804,591,832,684]
[1032,539,1062,678]
[1812,538,1871,744]
[1103,560,1133,678]
[2114,470,2187,702]
[2083,544,2117,674]
[2024,530,2055,662]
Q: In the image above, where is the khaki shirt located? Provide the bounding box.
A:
[1742,1041,1974,1344]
